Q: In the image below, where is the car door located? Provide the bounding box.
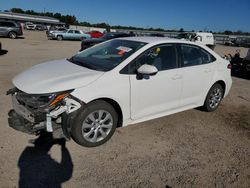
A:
[74,30,81,40]
[178,44,216,107]
[128,44,183,120]
[65,30,74,39]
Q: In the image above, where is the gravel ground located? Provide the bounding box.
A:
[0,31,249,188]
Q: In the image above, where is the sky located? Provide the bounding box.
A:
[0,0,250,32]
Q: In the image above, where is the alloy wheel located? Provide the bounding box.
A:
[81,110,113,143]
[208,88,222,109]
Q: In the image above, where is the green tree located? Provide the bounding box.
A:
[10,8,24,13]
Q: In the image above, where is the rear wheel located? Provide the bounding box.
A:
[203,84,224,112]
[57,35,63,41]
[8,31,17,39]
[71,100,118,147]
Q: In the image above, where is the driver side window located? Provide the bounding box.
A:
[124,44,177,74]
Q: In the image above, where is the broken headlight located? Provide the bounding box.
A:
[8,88,73,111]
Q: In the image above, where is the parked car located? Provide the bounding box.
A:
[7,37,232,147]
[80,32,133,51]
[49,29,91,41]
[35,24,46,31]
[235,38,250,48]
[46,27,67,37]
[224,36,237,46]
[0,20,23,39]
[25,22,36,30]
[86,30,104,38]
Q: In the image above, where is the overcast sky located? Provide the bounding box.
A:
[1,0,250,32]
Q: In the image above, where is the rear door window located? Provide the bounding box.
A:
[0,22,14,27]
[5,22,15,27]
[180,44,216,67]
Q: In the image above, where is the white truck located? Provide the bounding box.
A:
[177,32,215,50]
[24,22,36,30]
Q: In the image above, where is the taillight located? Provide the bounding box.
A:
[227,64,232,69]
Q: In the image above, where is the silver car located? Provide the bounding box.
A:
[0,21,23,39]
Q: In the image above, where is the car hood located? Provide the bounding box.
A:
[13,59,104,94]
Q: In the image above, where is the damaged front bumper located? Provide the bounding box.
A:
[7,89,82,139]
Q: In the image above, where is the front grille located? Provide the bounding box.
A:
[14,90,49,123]
[15,90,52,110]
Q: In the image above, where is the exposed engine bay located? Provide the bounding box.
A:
[7,88,82,139]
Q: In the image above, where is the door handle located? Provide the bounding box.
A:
[171,74,182,80]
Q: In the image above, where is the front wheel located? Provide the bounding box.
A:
[71,100,118,147]
[57,35,63,41]
[203,84,224,112]
[8,31,17,39]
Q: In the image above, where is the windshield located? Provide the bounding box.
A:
[68,39,147,71]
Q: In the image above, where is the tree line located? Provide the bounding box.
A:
[4,8,250,35]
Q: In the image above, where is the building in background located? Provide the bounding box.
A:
[0,11,65,29]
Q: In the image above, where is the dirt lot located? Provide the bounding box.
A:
[0,31,249,188]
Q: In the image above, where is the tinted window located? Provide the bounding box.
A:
[68,30,74,33]
[7,22,15,27]
[125,44,177,74]
[75,30,80,34]
[180,44,215,67]
[0,22,15,27]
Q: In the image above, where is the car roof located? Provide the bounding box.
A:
[119,36,188,44]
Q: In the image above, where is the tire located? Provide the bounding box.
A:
[71,100,118,147]
[203,83,224,112]
[8,31,17,39]
[57,35,63,41]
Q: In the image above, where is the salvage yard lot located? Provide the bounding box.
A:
[0,31,249,187]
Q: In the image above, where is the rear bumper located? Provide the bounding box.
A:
[224,76,232,98]
[15,29,23,36]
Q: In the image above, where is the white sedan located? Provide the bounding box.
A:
[8,37,232,147]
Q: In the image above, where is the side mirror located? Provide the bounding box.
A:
[137,64,158,76]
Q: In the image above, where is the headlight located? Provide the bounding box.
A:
[14,89,73,110]
[48,92,70,107]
